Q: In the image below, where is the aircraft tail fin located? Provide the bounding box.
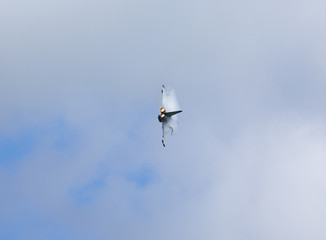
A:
[165,110,182,117]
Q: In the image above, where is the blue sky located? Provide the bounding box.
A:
[1,0,326,239]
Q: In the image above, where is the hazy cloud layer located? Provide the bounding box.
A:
[1,0,326,239]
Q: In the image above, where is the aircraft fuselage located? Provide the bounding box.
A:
[158,107,182,122]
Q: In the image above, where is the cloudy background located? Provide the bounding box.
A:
[1,0,326,239]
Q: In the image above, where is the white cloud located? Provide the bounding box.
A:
[1,0,326,239]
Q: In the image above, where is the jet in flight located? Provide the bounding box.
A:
[158,85,182,147]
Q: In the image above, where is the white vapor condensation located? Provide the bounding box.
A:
[161,87,181,139]
[162,87,180,112]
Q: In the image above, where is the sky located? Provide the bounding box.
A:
[1,0,326,239]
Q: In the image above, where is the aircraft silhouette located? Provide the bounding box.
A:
[158,85,182,147]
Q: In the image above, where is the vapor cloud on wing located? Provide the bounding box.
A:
[161,86,181,139]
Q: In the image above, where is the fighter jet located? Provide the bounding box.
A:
[158,85,182,147]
